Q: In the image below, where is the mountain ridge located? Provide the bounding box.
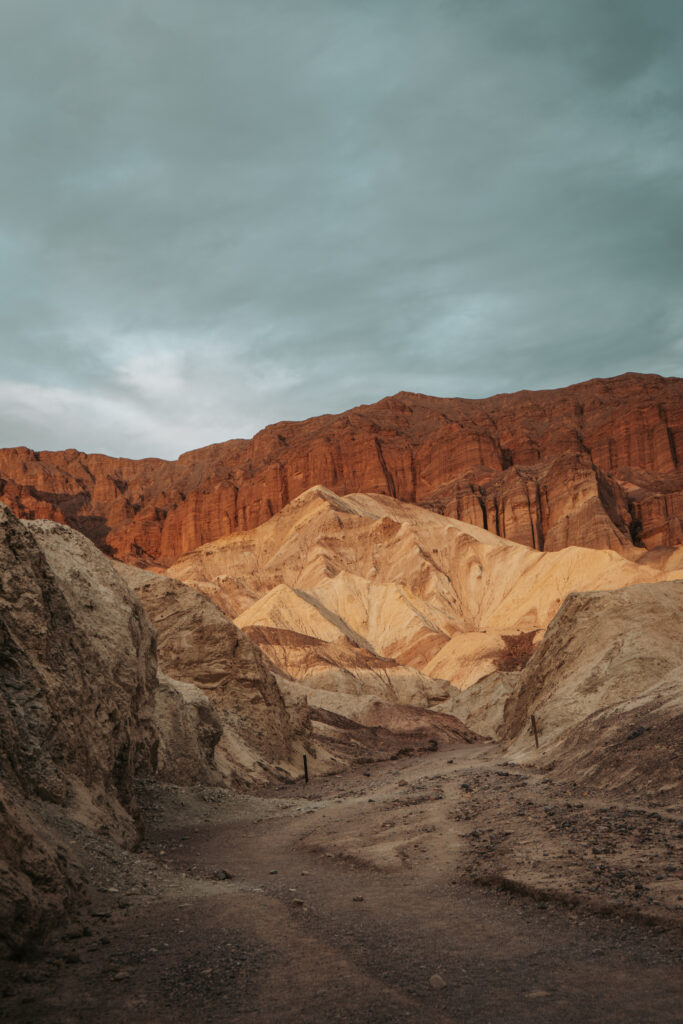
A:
[0,372,681,564]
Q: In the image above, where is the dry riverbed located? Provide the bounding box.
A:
[2,743,681,1023]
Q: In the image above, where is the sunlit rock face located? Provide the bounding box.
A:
[165,485,681,698]
[0,373,680,564]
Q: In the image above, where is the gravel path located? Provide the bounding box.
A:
[2,744,681,1023]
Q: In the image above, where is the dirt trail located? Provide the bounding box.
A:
[2,744,681,1023]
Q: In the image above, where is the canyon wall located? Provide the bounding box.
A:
[0,373,680,565]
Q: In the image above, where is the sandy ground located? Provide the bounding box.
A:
[2,743,681,1024]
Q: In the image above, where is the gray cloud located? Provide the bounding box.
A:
[1,0,682,457]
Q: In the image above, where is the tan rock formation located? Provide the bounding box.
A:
[0,373,680,563]
[114,564,318,784]
[438,670,520,740]
[242,625,450,707]
[151,674,224,787]
[115,563,473,776]
[277,692,479,764]
[447,580,683,799]
[168,486,681,695]
[422,632,538,693]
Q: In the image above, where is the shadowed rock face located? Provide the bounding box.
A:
[0,508,229,955]
[0,507,158,954]
[0,373,680,564]
[0,510,157,832]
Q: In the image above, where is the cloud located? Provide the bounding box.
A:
[0,0,681,457]
[112,343,187,402]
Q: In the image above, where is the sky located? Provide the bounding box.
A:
[1,0,682,459]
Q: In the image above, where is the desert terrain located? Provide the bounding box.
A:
[1,744,681,1024]
[1,376,682,1023]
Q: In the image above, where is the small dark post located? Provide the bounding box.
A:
[303,754,309,784]
[530,715,539,749]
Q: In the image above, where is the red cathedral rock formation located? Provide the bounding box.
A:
[0,373,681,566]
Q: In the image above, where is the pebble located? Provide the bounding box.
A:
[429,974,446,989]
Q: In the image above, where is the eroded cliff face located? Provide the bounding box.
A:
[0,373,680,565]
[114,564,312,784]
[0,508,230,955]
[0,508,157,954]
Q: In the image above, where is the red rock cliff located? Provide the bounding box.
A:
[0,373,681,565]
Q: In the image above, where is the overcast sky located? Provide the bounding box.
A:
[1,1,682,458]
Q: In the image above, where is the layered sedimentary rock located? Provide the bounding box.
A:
[301,701,480,763]
[115,562,477,775]
[242,626,450,707]
[0,373,680,564]
[168,486,681,696]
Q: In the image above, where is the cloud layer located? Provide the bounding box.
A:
[1,0,682,457]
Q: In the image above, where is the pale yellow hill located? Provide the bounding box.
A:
[241,625,449,709]
[235,582,375,652]
[169,486,681,696]
[423,630,542,692]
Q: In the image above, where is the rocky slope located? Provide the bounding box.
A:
[0,373,680,564]
[115,564,320,785]
[444,580,683,799]
[0,507,159,954]
[167,486,681,697]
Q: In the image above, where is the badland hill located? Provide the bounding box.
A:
[167,486,682,707]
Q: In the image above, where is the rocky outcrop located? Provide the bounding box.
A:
[168,486,681,695]
[291,701,480,764]
[151,675,223,787]
[0,373,680,564]
[449,581,683,799]
[0,508,155,954]
[438,671,520,741]
[115,562,464,776]
[114,564,314,784]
